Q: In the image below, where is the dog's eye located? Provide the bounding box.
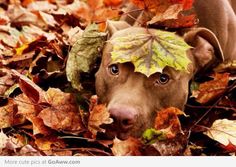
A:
[156,73,169,85]
[109,64,119,75]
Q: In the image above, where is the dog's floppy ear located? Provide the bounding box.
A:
[184,28,224,73]
[106,20,131,37]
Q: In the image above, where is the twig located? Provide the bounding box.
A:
[185,104,236,112]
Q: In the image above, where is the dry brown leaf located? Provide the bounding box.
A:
[0,100,16,128]
[18,144,42,156]
[147,4,183,24]
[7,4,39,25]
[38,88,84,133]
[15,93,36,116]
[0,130,10,152]
[87,0,121,26]
[0,98,26,129]
[111,137,142,156]
[30,116,53,135]
[0,10,10,25]
[0,68,15,95]
[35,136,66,151]
[11,69,48,104]
[38,11,58,27]
[26,1,57,12]
[35,136,70,155]
[155,107,185,139]
[15,94,53,135]
[88,104,113,138]
[193,73,229,104]
[65,26,83,45]
[57,0,91,26]
[0,25,20,47]
[0,131,25,154]
[131,0,194,13]
[130,0,196,28]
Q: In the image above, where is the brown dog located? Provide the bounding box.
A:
[95,0,236,140]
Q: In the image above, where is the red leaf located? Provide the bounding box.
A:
[170,0,194,10]
[221,142,236,152]
[11,70,47,104]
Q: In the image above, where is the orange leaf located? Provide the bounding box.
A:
[111,137,142,156]
[92,7,120,23]
[14,94,53,135]
[147,4,183,24]
[194,73,229,104]
[87,0,103,10]
[170,0,194,10]
[130,0,195,28]
[21,0,34,7]
[155,107,185,139]
[103,0,123,7]
[0,100,16,128]
[157,14,196,28]
[35,136,66,151]
[86,0,121,24]
[38,88,84,133]
[29,116,53,135]
[88,104,113,138]
[131,0,194,12]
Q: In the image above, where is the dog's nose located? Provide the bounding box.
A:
[109,107,137,130]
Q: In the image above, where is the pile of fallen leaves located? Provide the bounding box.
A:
[0,0,236,156]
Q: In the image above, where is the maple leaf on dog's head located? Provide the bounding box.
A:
[110,29,191,77]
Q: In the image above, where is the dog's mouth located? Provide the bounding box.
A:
[99,123,133,140]
[99,119,148,140]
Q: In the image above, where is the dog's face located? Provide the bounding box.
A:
[95,22,223,140]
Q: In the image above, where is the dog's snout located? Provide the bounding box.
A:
[109,107,137,130]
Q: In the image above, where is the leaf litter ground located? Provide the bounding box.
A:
[0,0,236,156]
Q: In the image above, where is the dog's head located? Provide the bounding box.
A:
[95,21,223,140]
